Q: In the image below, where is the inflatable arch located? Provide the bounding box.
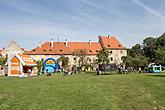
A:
[43,58,60,73]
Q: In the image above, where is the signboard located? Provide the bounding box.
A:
[46,60,55,65]
[18,54,36,65]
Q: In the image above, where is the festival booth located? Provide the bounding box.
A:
[5,54,37,77]
[43,58,60,73]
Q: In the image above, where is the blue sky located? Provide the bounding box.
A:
[0,0,165,50]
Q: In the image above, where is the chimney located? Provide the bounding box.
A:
[89,40,91,45]
[39,42,42,48]
[51,39,54,47]
[108,35,111,39]
[65,39,68,47]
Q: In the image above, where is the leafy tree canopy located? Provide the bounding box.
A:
[96,48,109,64]
[123,33,165,68]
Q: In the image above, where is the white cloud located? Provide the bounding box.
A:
[0,0,165,49]
[130,0,165,19]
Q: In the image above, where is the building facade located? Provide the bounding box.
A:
[26,35,127,66]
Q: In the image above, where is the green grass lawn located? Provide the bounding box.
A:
[0,73,165,110]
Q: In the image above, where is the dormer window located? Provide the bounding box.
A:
[96,50,98,52]
[33,49,35,52]
[108,44,110,47]
[118,44,121,47]
[43,50,46,52]
[89,50,92,53]
[60,49,62,52]
[49,49,52,52]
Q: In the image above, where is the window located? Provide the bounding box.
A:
[109,51,112,54]
[60,49,62,52]
[89,50,92,53]
[43,50,46,52]
[96,50,98,52]
[118,44,121,47]
[74,57,76,63]
[108,44,110,47]
[33,49,35,52]
[49,49,52,52]
[110,57,113,61]
[155,67,160,70]
[120,50,122,54]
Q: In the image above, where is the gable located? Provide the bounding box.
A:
[11,56,20,66]
[99,36,126,49]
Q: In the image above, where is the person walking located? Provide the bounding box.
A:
[27,69,31,77]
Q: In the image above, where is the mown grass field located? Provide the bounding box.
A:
[0,72,165,110]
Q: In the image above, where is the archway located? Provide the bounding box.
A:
[43,58,60,73]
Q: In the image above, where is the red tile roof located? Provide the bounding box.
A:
[27,42,101,55]
[27,36,126,55]
[99,35,126,49]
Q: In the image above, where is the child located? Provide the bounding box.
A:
[27,69,31,77]
[46,69,51,76]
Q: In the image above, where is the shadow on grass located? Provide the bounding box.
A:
[89,72,117,76]
[100,72,116,75]
[147,74,165,77]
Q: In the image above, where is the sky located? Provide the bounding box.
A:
[0,0,165,50]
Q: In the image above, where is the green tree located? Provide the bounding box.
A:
[73,49,87,67]
[122,56,133,67]
[58,56,69,69]
[123,33,165,69]
[132,55,148,69]
[37,60,44,73]
[0,57,7,69]
[96,48,109,64]
[157,33,165,48]
[143,37,157,62]
[129,44,143,57]
[155,47,165,65]
[122,55,148,70]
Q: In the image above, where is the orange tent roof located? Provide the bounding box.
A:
[17,54,37,66]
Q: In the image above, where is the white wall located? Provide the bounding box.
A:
[29,49,127,66]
